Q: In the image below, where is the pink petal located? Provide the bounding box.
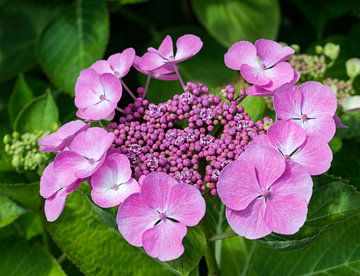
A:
[140,172,178,211]
[117,193,159,246]
[245,85,275,97]
[238,146,285,189]
[53,151,86,187]
[157,35,174,59]
[265,194,308,235]
[267,120,306,156]
[291,136,333,175]
[224,41,258,70]
[91,60,113,75]
[38,120,89,152]
[40,162,60,198]
[217,160,260,211]
[240,64,271,86]
[166,184,205,226]
[74,69,102,109]
[142,220,187,261]
[69,128,114,161]
[262,62,295,90]
[250,133,273,147]
[334,114,348,129]
[77,101,116,121]
[99,73,122,104]
[44,189,67,222]
[273,84,302,120]
[91,178,140,208]
[226,199,271,239]
[175,34,203,62]
[107,48,136,78]
[255,39,294,68]
[140,52,166,71]
[299,81,337,118]
[301,116,336,142]
[270,162,313,203]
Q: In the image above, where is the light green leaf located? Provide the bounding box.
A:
[192,0,280,47]
[47,192,171,275]
[0,0,63,81]
[260,175,360,249]
[0,194,26,228]
[241,96,266,122]
[14,90,58,133]
[8,74,34,124]
[0,239,65,276]
[38,0,109,94]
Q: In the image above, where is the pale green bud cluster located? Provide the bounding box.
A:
[3,131,50,171]
[290,54,327,79]
[324,77,355,100]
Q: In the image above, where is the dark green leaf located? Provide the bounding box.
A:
[0,182,41,209]
[0,194,26,227]
[0,239,65,275]
[14,90,58,133]
[47,192,171,275]
[260,175,360,249]
[8,73,34,124]
[38,0,109,94]
[192,0,280,47]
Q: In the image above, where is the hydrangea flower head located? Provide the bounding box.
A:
[75,69,122,121]
[117,172,205,261]
[224,39,297,96]
[91,48,136,78]
[38,120,89,152]
[90,152,140,208]
[273,81,337,141]
[218,146,312,239]
[252,120,333,175]
[140,34,203,71]
[133,56,178,80]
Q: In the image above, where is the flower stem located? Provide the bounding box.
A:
[121,80,137,100]
[173,64,186,90]
[209,230,237,242]
[116,107,126,114]
[204,240,219,276]
[143,76,151,98]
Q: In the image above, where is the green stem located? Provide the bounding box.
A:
[202,220,219,276]
[209,230,237,242]
[57,253,67,264]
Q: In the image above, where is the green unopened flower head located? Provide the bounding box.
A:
[315,45,323,55]
[346,58,360,79]
[324,43,340,60]
[3,130,50,171]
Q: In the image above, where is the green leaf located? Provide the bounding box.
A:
[14,90,58,133]
[240,96,266,122]
[260,175,360,249]
[0,194,26,228]
[47,192,171,275]
[0,182,41,209]
[8,74,34,124]
[142,26,237,103]
[337,112,360,139]
[241,214,360,275]
[192,0,280,47]
[0,239,65,275]
[220,236,249,275]
[0,0,63,81]
[165,226,207,275]
[38,0,109,94]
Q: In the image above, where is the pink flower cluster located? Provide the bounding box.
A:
[38,35,338,261]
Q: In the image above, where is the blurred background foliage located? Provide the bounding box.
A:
[1,0,360,275]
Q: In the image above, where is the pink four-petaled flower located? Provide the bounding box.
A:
[90,153,140,208]
[224,39,297,96]
[117,172,205,261]
[252,120,333,175]
[273,82,337,142]
[218,146,312,239]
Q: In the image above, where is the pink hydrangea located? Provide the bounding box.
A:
[75,69,122,121]
[252,120,333,175]
[218,146,312,239]
[273,81,337,142]
[91,48,136,79]
[117,172,205,261]
[133,56,178,80]
[40,162,81,221]
[54,127,114,184]
[139,34,203,71]
[90,153,140,208]
[38,120,89,152]
[224,39,297,96]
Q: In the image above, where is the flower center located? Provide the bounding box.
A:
[284,155,291,160]
[159,212,167,221]
[301,114,308,121]
[261,189,271,199]
[99,94,106,101]
[88,158,96,165]
[112,183,120,190]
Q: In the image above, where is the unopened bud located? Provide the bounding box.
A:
[346,58,360,79]
[324,43,340,60]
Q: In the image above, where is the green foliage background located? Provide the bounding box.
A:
[0,0,360,275]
